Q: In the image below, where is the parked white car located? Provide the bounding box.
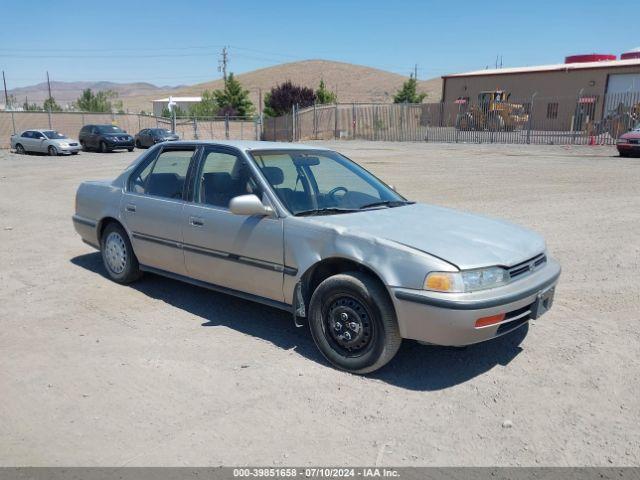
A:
[10,129,81,156]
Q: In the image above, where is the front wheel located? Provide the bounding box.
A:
[100,141,109,153]
[308,272,402,374]
[48,145,58,156]
[127,147,134,152]
[100,223,142,284]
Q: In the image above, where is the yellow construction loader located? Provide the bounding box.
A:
[456,90,529,132]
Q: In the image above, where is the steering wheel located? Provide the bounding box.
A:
[327,186,348,201]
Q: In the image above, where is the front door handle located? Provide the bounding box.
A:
[189,216,204,227]
[125,203,136,213]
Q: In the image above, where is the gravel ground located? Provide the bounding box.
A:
[0,142,638,467]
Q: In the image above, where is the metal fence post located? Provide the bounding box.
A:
[527,93,537,144]
[225,114,229,139]
[334,103,338,140]
[313,103,318,140]
[193,116,198,140]
[352,103,356,139]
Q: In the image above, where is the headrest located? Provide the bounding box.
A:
[262,166,284,186]
[202,172,233,191]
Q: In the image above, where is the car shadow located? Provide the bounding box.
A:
[70,252,527,391]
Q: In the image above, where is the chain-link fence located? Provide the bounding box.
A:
[0,111,259,148]
[263,91,640,145]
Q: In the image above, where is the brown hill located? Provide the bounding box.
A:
[7,81,181,109]
[123,59,442,113]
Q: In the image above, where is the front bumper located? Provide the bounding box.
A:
[617,142,640,154]
[58,144,81,154]
[391,257,561,346]
[105,140,135,149]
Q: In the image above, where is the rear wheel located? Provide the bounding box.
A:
[100,223,142,284]
[48,145,58,156]
[15,143,25,154]
[308,272,401,374]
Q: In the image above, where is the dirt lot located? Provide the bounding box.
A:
[0,142,638,467]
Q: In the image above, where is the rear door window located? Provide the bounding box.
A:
[130,148,195,199]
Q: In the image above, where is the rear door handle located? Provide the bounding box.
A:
[189,216,204,226]
[125,203,136,213]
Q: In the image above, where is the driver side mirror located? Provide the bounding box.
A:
[229,194,274,217]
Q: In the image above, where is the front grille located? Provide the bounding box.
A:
[629,139,640,144]
[508,253,546,280]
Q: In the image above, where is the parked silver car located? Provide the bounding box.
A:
[72,141,561,373]
[11,129,81,155]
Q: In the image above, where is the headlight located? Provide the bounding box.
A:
[58,142,69,147]
[424,267,509,293]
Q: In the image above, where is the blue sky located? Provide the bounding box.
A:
[1,0,637,88]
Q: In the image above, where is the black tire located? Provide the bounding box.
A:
[128,147,134,152]
[308,271,402,374]
[80,140,88,152]
[100,222,142,284]
[71,151,79,155]
[15,143,25,154]
[619,151,629,158]
[135,139,142,148]
[48,145,58,156]
[100,141,109,153]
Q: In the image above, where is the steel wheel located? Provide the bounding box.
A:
[48,145,57,156]
[104,231,127,274]
[322,293,375,357]
[15,144,25,154]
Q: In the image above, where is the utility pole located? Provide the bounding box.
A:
[414,64,418,79]
[46,71,53,103]
[2,70,9,107]
[218,46,229,82]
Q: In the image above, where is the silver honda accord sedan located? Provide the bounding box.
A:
[72,141,561,373]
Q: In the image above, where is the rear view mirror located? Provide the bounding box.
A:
[229,194,274,217]
[292,155,320,167]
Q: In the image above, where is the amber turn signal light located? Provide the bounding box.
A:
[474,313,505,328]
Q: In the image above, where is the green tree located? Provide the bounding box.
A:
[191,73,254,117]
[393,74,427,104]
[315,79,337,104]
[22,100,41,111]
[213,73,254,117]
[73,88,118,112]
[161,104,189,118]
[43,97,63,112]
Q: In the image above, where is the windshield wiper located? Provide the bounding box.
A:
[294,207,360,217]
[359,200,414,210]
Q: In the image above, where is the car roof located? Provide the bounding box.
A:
[165,140,330,152]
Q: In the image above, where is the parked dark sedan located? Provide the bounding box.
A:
[134,128,179,148]
[79,125,135,153]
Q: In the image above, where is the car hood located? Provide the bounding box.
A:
[303,203,546,270]
[51,138,79,144]
[621,130,640,139]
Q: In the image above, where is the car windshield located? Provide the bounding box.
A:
[151,129,171,135]
[43,130,67,139]
[251,149,410,216]
[97,125,124,134]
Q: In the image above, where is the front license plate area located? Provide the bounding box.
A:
[530,286,555,319]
